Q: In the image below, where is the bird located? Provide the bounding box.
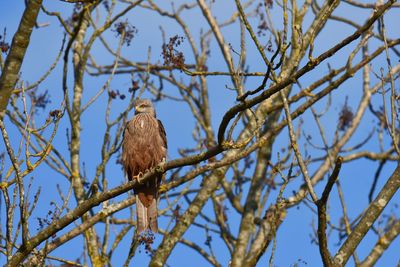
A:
[122,99,167,234]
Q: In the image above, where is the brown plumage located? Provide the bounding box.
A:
[122,99,167,233]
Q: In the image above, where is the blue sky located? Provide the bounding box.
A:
[0,1,399,266]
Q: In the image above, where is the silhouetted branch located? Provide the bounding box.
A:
[316,156,343,267]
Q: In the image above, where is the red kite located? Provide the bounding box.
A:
[122,99,167,233]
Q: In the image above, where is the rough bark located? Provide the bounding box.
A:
[0,0,43,117]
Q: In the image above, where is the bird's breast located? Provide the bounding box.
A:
[130,113,158,134]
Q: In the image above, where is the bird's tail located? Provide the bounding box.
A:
[136,195,158,234]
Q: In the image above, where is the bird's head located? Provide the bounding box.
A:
[134,99,156,116]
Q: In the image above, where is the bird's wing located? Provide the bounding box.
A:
[157,119,167,149]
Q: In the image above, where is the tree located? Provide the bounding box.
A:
[0,0,399,266]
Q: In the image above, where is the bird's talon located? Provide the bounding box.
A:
[134,172,144,183]
[155,165,164,173]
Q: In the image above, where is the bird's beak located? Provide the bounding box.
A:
[135,106,143,113]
